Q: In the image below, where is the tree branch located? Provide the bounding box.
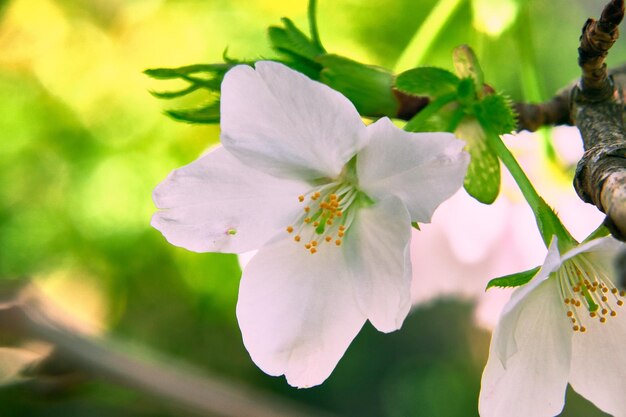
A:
[0,281,340,417]
[572,0,626,240]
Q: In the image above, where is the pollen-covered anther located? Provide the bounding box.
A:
[286,226,294,233]
[311,240,318,247]
[558,255,626,332]
[335,239,342,246]
[298,195,305,202]
[294,235,301,242]
[310,247,317,254]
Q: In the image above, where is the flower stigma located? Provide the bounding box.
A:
[557,254,625,333]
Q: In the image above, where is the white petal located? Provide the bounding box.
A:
[220,61,367,180]
[495,237,562,362]
[152,146,310,253]
[569,297,626,416]
[236,236,366,388]
[357,117,469,223]
[479,278,572,417]
[344,197,412,332]
[562,235,624,262]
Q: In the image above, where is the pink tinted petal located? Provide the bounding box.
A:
[357,117,469,223]
[152,146,309,253]
[237,236,366,388]
[479,278,571,417]
[344,196,412,332]
[220,61,367,180]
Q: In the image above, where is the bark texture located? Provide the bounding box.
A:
[572,0,626,240]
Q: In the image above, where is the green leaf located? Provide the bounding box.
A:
[453,45,484,95]
[268,17,324,61]
[165,102,220,124]
[395,67,460,98]
[149,84,202,99]
[318,55,398,116]
[456,119,500,204]
[411,222,421,230]
[475,94,517,135]
[486,266,540,290]
[144,64,230,80]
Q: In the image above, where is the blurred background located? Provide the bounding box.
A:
[0,0,618,415]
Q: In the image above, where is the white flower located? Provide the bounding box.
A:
[480,236,626,417]
[151,61,469,388]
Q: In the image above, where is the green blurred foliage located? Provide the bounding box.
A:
[0,0,615,416]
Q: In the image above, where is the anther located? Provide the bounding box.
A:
[580,326,587,333]
[310,248,317,254]
[311,240,318,247]
[298,195,305,202]
[294,235,301,242]
[335,239,342,246]
[286,226,294,233]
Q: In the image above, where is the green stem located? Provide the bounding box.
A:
[484,127,577,251]
[393,0,464,73]
[308,0,326,52]
[404,92,457,132]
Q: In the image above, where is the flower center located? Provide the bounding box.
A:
[557,254,625,333]
[285,182,361,254]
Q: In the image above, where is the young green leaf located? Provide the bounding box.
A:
[395,67,460,98]
[486,266,541,290]
[453,45,484,96]
[455,119,500,204]
[268,17,324,61]
[166,102,220,124]
[475,94,517,135]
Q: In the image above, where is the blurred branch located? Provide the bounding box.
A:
[0,281,340,417]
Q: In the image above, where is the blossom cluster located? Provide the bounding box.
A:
[152,62,626,416]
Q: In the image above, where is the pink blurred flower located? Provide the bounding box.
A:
[410,127,605,329]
